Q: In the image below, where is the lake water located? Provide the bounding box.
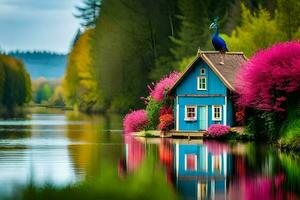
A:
[0,111,299,199]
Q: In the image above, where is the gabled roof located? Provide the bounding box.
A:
[168,51,247,94]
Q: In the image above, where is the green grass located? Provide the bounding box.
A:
[280,100,300,150]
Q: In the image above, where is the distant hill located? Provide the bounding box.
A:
[9,51,68,80]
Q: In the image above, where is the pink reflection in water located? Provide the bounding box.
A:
[227,154,292,200]
[203,140,230,155]
[118,135,145,176]
[227,174,288,200]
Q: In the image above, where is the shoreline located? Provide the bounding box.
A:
[132,129,300,153]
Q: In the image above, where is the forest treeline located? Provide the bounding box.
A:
[64,0,300,113]
[10,51,67,79]
[0,54,31,113]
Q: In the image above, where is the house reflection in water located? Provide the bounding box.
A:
[175,143,231,200]
[120,136,231,199]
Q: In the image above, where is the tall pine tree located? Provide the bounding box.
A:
[75,0,101,28]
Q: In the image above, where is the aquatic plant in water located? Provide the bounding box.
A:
[207,124,230,137]
[236,41,300,112]
[123,109,149,134]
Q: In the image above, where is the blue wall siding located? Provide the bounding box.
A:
[176,61,227,95]
[178,96,225,105]
[178,96,225,131]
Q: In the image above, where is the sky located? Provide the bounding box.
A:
[0,0,82,54]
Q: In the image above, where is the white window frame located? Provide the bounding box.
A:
[197,76,207,90]
[200,68,206,75]
[212,105,222,121]
[184,154,197,171]
[185,105,197,121]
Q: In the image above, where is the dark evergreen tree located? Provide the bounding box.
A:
[0,54,31,111]
[91,0,179,112]
[170,0,211,61]
[71,29,82,47]
[75,0,101,28]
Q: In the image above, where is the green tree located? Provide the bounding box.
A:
[35,83,53,104]
[222,4,283,56]
[0,60,5,103]
[92,0,180,113]
[0,54,31,110]
[50,86,65,106]
[75,0,101,28]
[171,0,210,61]
[276,0,300,40]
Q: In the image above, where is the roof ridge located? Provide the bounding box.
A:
[197,51,244,55]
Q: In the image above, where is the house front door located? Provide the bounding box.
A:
[198,106,208,130]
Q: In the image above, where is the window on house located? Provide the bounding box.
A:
[185,154,197,171]
[197,76,207,90]
[212,105,222,121]
[200,68,206,75]
[185,106,197,121]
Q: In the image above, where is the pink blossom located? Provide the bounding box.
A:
[123,109,149,134]
[207,124,230,137]
[149,71,181,102]
[236,41,300,112]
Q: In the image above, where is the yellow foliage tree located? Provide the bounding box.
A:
[63,29,101,112]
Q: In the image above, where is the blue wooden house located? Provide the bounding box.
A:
[168,51,247,131]
[174,143,231,199]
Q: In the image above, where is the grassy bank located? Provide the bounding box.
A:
[133,127,254,141]
[279,100,300,151]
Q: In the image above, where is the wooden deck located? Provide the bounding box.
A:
[133,130,206,138]
[162,131,205,138]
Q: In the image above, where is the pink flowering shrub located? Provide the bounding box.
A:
[236,41,300,112]
[207,124,230,137]
[123,109,149,134]
[148,71,181,102]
